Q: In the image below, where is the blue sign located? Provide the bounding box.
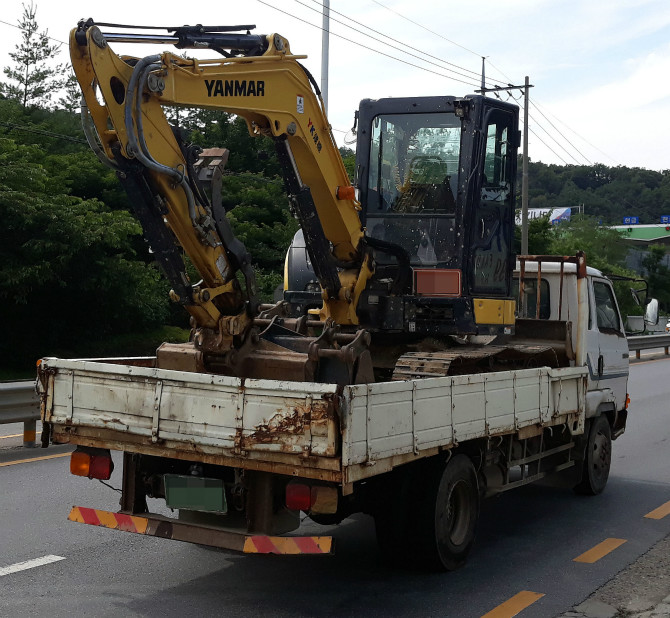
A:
[623,216,639,225]
[661,215,670,224]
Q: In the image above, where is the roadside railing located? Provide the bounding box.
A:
[0,380,40,448]
[627,334,670,359]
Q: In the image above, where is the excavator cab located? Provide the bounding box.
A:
[286,95,520,337]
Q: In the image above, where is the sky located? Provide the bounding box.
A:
[2,0,670,171]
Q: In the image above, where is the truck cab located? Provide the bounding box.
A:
[511,260,629,436]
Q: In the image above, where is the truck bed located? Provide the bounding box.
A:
[39,358,588,489]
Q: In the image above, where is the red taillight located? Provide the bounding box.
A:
[285,483,339,513]
[285,483,313,511]
[70,448,114,480]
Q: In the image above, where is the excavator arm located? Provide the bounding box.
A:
[71,21,370,354]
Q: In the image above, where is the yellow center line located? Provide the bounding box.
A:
[0,433,42,440]
[644,501,670,520]
[0,452,70,467]
[480,591,545,618]
[574,538,627,563]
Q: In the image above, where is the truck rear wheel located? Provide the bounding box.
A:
[574,414,612,495]
[413,454,480,571]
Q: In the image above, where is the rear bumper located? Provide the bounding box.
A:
[68,506,333,555]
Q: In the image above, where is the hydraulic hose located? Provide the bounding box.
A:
[123,55,199,228]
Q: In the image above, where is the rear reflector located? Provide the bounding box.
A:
[310,486,338,514]
[414,269,461,297]
[70,448,114,480]
[286,483,313,511]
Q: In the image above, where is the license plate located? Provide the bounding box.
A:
[164,474,227,514]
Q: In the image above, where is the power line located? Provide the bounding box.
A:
[531,97,620,165]
[498,86,589,166]
[264,0,588,168]
[0,121,87,144]
[365,7,610,167]
[527,111,582,165]
[256,0,482,89]
[300,0,484,83]
[529,100,591,165]
[370,0,481,58]
[280,0,602,168]
[527,126,568,165]
[485,60,513,82]
[0,17,67,46]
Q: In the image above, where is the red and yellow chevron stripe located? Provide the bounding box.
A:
[243,535,332,554]
[67,506,333,555]
[68,506,148,534]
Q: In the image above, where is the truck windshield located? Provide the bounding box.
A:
[366,112,461,266]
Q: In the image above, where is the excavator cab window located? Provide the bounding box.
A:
[366,112,460,266]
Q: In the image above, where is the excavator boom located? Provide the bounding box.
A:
[72,21,368,335]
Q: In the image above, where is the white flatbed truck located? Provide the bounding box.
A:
[38,255,643,570]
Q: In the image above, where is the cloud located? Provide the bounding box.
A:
[531,40,670,168]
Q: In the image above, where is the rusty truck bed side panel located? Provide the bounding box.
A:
[40,358,341,476]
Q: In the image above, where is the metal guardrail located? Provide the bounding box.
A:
[0,380,40,447]
[627,334,670,359]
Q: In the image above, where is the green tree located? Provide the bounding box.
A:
[1,2,66,109]
[57,69,81,113]
[223,174,299,299]
[0,138,170,369]
[548,215,641,317]
[339,146,355,182]
[548,215,629,272]
[514,213,553,255]
[642,245,670,312]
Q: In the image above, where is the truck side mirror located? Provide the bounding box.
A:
[644,298,659,327]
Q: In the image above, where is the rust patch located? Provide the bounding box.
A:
[247,400,333,445]
[49,424,342,481]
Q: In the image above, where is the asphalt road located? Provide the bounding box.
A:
[1,353,668,618]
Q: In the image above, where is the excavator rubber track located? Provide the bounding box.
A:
[392,344,561,380]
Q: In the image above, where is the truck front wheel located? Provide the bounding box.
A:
[574,414,612,495]
[413,454,480,571]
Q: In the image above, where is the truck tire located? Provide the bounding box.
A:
[574,414,612,496]
[412,454,480,571]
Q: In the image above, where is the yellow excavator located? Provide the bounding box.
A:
[71,20,525,386]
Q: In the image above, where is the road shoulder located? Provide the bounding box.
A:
[560,533,670,617]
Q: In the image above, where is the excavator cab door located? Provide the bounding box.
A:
[467,105,518,297]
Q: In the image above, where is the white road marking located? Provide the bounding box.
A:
[0,555,65,577]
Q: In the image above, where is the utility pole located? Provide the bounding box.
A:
[321,0,330,114]
[481,57,486,94]
[521,76,530,255]
[476,77,534,254]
